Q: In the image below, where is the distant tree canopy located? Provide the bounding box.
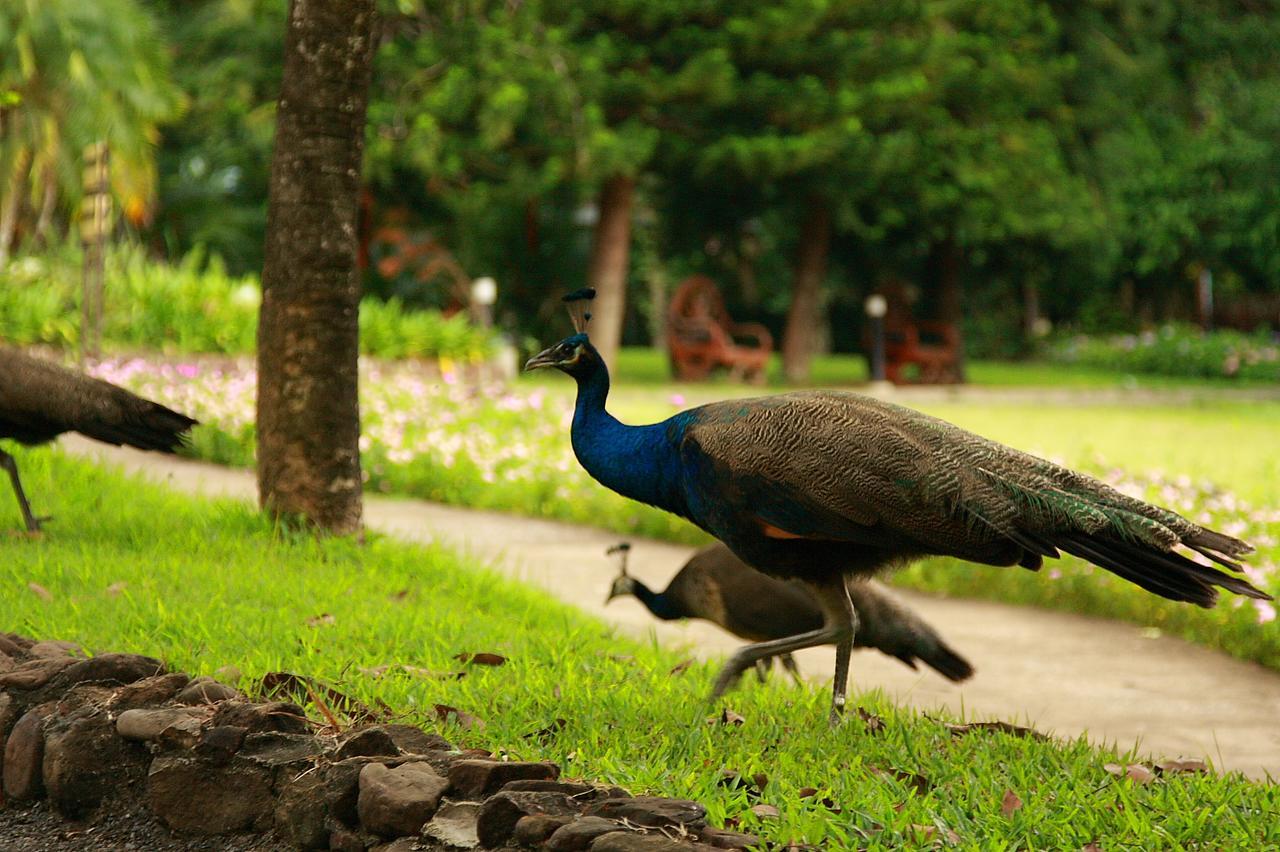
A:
[4,0,1279,372]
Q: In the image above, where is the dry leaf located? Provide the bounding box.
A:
[710,708,745,726]
[1155,757,1208,776]
[105,582,126,597]
[750,804,780,819]
[261,671,389,724]
[1081,843,1103,852]
[1104,763,1154,784]
[28,582,52,601]
[1001,789,1023,817]
[752,772,769,791]
[871,765,930,795]
[357,664,391,679]
[389,589,409,601]
[306,613,336,627]
[523,718,567,743]
[669,658,695,676]
[454,652,507,666]
[856,707,885,734]
[946,721,1049,741]
[434,703,485,729]
[911,824,961,845]
[797,787,819,798]
[400,664,465,680]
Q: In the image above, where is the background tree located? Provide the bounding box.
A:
[256,0,376,533]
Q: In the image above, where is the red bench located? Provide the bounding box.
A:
[666,275,772,383]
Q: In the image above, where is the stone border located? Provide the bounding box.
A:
[0,634,759,850]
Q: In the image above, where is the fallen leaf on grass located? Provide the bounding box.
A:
[797,787,818,798]
[669,658,695,676]
[911,824,961,845]
[1081,843,1103,852]
[706,708,746,726]
[870,765,931,795]
[718,770,763,801]
[400,664,466,680]
[1155,757,1208,776]
[1001,789,1023,817]
[434,703,485,729]
[306,613,336,627]
[28,582,52,601]
[945,721,1049,741]
[856,707,885,734]
[750,804,780,819]
[357,664,391,679]
[105,582,126,597]
[261,671,389,725]
[522,718,567,743]
[454,652,506,666]
[1104,763,1155,784]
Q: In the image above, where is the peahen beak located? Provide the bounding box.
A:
[523,347,559,371]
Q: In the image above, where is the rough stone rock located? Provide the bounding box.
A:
[175,676,240,705]
[43,704,143,819]
[546,816,627,851]
[3,702,54,801]
[502,779,596,797]
[155,715,206,750]
[0,656,78,690]
[357,761,449,838]
[423,800,482,849]
[56,653,164,688]
[239,730,326,769]
[0,633,28,657]
[326,757,379,827]
[590,834,706,851]
[330,826,375,852]
[28,640,84,659]
[449,758,560,798]
[195,725,248,764]
[106,672,192,710]
[210,700,308,734]
[475,791,584,849]
[372,839,422,852]
[275,765,329,850]
[696,827,761,849]
[513,814,575,846]
[148,754,275,834]
[0,691,16,737]
[116,707,207,742]
[0,650,14,673]
[337,724,451,759]
[585,797,707,831]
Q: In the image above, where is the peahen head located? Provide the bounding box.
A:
[524,288,606,382]
[604,541,636,604]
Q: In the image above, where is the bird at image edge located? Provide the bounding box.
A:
[0,347,198,532]
[526,289,1271,723]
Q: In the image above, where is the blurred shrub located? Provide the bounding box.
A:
[0,245,494,361]
[1047,324,1280,382]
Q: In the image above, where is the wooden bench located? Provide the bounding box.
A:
[883,320,962,384]
[666,275,772,383]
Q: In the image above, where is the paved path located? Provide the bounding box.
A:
[62,437,1280,780]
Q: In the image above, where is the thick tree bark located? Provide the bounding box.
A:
[781,199,832,383]
[256,0,375,533]
[586,174,635,373]
[929,234,967,381]
[0,147,31,266]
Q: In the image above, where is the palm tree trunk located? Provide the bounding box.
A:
[0,147,31,265]
[586,174,635,373]
[256,0,375,534]
[782,199,832,383]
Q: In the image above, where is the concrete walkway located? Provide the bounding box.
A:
[62,437,1280,780]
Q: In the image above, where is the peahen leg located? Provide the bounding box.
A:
[0,449,43,533]
[779,653,803,685]
[753,658,771,682]
[710,575,859,722]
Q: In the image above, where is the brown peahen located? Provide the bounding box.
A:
[527,289,1271,723]
[0,348,198,532]
[605,541,973,684]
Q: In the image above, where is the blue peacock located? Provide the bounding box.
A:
[526,289,1271,722]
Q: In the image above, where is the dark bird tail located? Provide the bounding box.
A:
[74,395,197,454]
[849,581,974,682]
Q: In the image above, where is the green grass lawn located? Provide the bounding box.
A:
[3,451,1277,848]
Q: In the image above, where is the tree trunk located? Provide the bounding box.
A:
[1022,278,1040,344]
[256,0,375,534]
[0,147,31,266]
[781,199,832,383]
[585,174,635,373]
[32,163,58,249]
[929,234,967,381]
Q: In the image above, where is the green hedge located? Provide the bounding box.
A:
[0,245,494,361]
[1047,324,1280,382]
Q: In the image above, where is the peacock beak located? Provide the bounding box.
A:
[523,346,559,371]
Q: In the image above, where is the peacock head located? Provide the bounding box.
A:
[524,287,604,379]
[523,332,601,379]
[603,541,635,604]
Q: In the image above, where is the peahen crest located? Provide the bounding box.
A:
[562,287,596,334]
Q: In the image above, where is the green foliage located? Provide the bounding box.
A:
[0,245,495,360]
[1047,325,1280,382]
[3,451,1277,847]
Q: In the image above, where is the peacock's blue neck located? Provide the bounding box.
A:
[629,579,686,621]
[569,364,688,516]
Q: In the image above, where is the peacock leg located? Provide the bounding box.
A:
[0,449,43,533]
[823,578,858,726]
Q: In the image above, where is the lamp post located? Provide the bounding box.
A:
[470,276,497,329]
[865,294,888,384]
